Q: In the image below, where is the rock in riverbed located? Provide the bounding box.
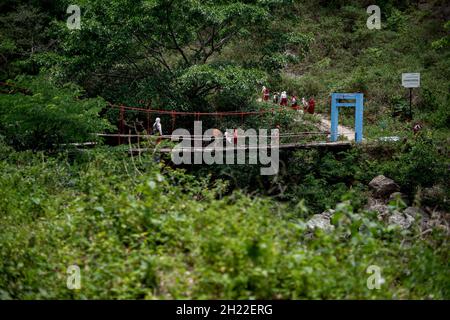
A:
[369,175,400,198]
[306,211,335,232]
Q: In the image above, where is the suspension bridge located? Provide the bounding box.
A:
[104,92,364,153]
[0,81,363,152]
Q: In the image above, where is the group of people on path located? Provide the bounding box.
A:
[150,118,277,146]
[150,86,315,139]
[262,86,315,114]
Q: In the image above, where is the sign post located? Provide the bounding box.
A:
[402,73,420,118]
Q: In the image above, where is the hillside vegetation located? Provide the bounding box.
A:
[0,0,449,299]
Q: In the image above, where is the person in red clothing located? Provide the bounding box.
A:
[291,96,299,110]
[307,97,316,114]
[280,91,288,106]
[262,86,270,101]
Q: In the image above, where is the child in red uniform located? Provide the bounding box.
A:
[307,97,316,114]
[280,91,288,106]
[262,86,270,101]
[291,96,299,110]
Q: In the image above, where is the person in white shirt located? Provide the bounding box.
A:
[273,92,280,104]
[272,125,280,145]
[280,91,288,106]
[224,131,233,145]
[302,97,309,111]
[262,86,270,101]
[153,117,163,136]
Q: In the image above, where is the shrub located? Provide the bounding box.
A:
[0,150,448,299]
[387,136,448,192]
[0,75,111,151]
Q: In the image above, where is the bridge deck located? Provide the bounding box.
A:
[128,141,352,154]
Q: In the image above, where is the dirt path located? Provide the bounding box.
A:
[316,115,356,141]
[260,97,356,141]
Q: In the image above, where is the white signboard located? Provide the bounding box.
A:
[402,73,420,88]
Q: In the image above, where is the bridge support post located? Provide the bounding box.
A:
[355,94,364,143]
[330,93,364,143]
[119,105,125,145]
[331,97,339,142]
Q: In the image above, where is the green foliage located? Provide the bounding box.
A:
[386,8,407,32]
[418,88,450,129]
[284,1,449,145]
[432,21,450,50]
[278,149,368,213]
[390,94,411,118]
[0,150,448,299]
[0,0,449,301]
[38,0,311,112]
[382,136,448,192]
[279,75,324,98]
[178,64,266,111]
[0,3,57,79]
[0,75,111,151]
[239,139,449,213]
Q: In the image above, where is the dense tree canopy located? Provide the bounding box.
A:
[0,75,110,151]
[37,0,312,110]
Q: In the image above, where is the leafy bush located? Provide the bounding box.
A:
[0,0,449,302]
[0,75,111,151]
[383,136,448,192]
[39,0,311,113]
[432,21,450,50]
[0,150,448,299]
[280,75,324,98]
[418,88,450,129]
[178,64,266,112]
[387,8,408,32]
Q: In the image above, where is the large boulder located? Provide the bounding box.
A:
[404,207,430,230]
[420,185,446,207]
[425,209,449,233]
[388,211,415,230]
[321,209,335,219]
[365,197,390,220]
[404,206,426,219]
[306,214,335,232]
[369,175,400,198]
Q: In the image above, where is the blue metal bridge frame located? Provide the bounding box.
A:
[331,93,364,143]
